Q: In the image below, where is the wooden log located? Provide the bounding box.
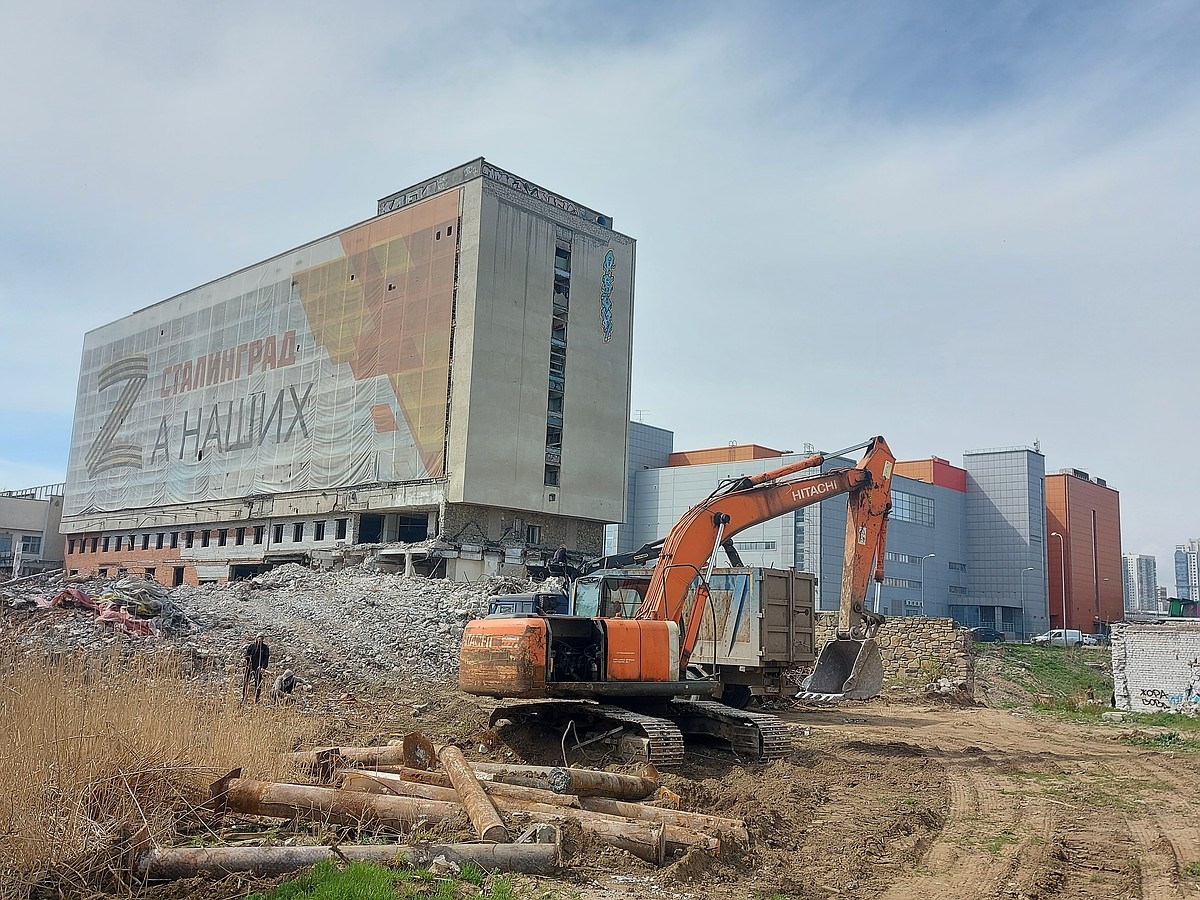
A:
[440,746,509,843]
[209,770,460,831]
[135,841,559,879]
[338,771,706,861]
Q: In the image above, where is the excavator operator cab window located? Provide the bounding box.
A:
[572,577,602,618]
[599,579,648,618]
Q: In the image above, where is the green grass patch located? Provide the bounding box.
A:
[248,860,522,900]
[986,830,1019,854]
[976,643,1112,708]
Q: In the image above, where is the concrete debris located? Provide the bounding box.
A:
[0,563,542,687]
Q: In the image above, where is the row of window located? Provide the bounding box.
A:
[0,534,41,555]
[891,491,935,526]
[544,232,572,488]
[68,518,350,555]
[733,540,777,551]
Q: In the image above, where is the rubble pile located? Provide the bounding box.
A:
[0,564,542,687]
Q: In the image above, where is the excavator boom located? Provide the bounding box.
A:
[633,437,894,690]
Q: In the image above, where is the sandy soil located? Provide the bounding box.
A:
[312,690,1200,900]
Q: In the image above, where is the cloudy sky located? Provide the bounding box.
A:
[1,1,1197,582]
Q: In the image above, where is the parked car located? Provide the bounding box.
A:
[1031,629,1084,647]
[968,626,1005,643]
[1081,633,1109,647]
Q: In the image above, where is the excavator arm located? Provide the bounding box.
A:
[633,437,895,685]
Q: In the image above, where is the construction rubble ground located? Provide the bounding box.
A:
[4,557,1200,900]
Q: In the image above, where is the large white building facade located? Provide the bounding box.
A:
[62,159,635,584]
[613,427,1051,638]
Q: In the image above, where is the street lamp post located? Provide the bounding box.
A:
[920,554,936,618]
[1051,532,1067,632]
[1021,566,1036,641]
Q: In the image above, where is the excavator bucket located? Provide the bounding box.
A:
[801,637,884,700]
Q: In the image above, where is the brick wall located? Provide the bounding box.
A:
[1111,620,1200,713]
[817,613,974,693]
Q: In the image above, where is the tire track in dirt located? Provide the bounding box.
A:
[1125,756,1200,898]
[877,766,1037,900]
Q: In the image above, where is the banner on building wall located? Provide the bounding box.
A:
[64,191,461,517]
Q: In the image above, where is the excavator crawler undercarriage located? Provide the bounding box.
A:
[489,697,795,767]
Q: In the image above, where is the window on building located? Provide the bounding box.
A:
[185,531,195,548]
[90,537,98,552]
[127,535,136,551]
[272,524,284,543]
[68,538,76,554]
[21,535,41,555]
[102,536,111,552]
[201,530,211,548]
[145,568,156,581]
[544,464,560,486]
[236,527,246,545]
[155,533,164,550]
[948,585,968,595]
[141,533,150,550]
[254,525,265,544]
[526,524,542,545]
[173,567,185,587]
[170,532,179,549]
[891,491,935,526]
[293,523,304,542]
[314,521,326,541]
[733,541,777,551]
[218,529,228,547]
[883,577,922,589]
[335,518,348,540]
[949,562,968,572]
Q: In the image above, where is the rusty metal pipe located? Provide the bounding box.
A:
[439,745,509,843]
[135,842,558,880]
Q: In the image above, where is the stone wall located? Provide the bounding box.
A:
[1111,620,1200,713]
[816,613,974,695]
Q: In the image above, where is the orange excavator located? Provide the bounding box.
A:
[459,436,895,764]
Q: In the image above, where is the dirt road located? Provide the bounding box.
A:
[554,700,1200,899]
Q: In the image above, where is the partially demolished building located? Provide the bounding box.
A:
[62,159,635,584]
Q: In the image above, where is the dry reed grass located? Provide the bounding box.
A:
[0,647,319,894]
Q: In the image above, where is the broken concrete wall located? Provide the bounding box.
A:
[439,504,604,556]
[1111,620,1200,713]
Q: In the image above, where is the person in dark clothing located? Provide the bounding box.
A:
[551,545,568,566]
[242,634,270,703]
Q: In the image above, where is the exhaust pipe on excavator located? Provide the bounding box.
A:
[799,637,884,701]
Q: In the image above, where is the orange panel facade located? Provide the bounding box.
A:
[1045,473,1123,633]
[893,457,967,492]
[668,444,787,467]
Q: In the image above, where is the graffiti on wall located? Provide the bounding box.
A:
[1137,657,1200,712]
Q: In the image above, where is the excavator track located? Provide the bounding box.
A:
[488,700,686,767]
[667,699,795,761]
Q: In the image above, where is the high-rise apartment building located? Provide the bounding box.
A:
[62,159,635,584]
[1045,469,1124,632]
[1122,553,1158,611]
[1175,540,1200,600]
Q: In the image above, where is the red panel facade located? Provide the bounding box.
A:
[1045,473,1123,633]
